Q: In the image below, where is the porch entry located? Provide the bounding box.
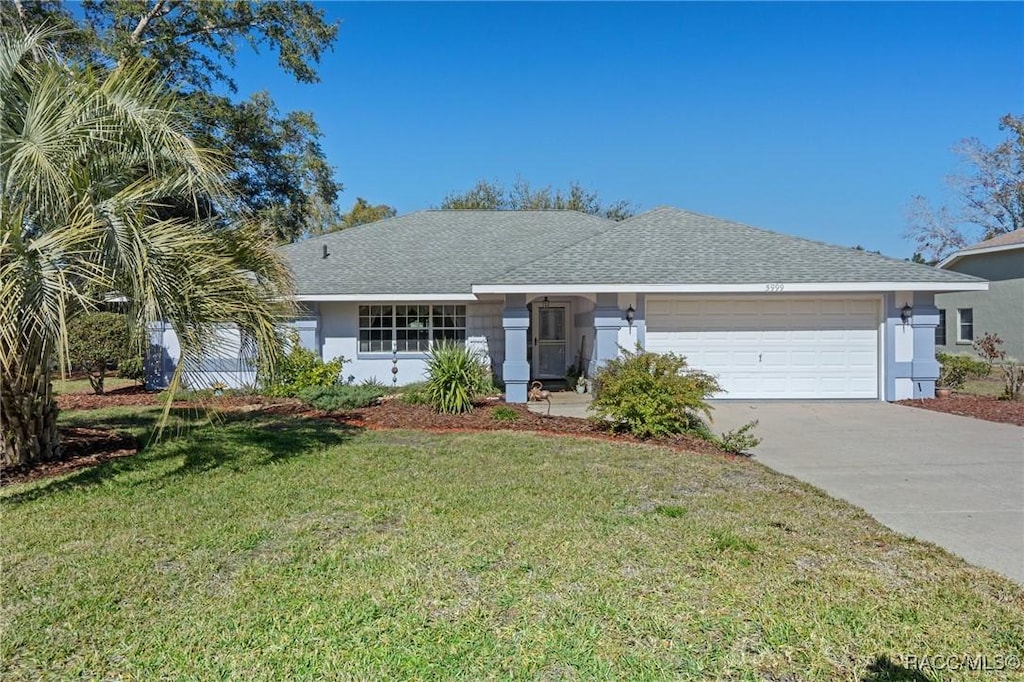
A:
[531,303,568,379]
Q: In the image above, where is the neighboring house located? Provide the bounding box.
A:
[934,229,1024,360]
[150,207,986,401]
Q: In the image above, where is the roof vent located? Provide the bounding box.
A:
[322,245,329,259]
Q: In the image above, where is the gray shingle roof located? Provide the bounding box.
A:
[279,210,617,295]
[281,207,982,295]
[480,207,983,285]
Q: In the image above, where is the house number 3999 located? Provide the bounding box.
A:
[765,283,785,292]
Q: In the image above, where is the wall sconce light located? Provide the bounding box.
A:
[625,304,635,328]
[900,303,913,324]
[542,296,550,309]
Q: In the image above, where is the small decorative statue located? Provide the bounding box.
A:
[529,380,551,414]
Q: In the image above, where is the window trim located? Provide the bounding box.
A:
[357,303,467,357]
[935,309,946,346]
[956,307,974,344]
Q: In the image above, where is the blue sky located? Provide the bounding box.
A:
[233,2,1023,257]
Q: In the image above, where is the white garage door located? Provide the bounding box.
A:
[646,297,879,399]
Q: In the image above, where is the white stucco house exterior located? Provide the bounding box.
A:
[149,207,987,402]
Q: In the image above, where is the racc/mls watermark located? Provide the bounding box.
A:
[902,653,1020,672]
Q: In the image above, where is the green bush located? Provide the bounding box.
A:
[936,352,989,389]
[262,332,344,397]
[66,311,133,394]
[491,405,520,422]
[297,384,386,411]
[117,353,145,384]
[1000,360,1024,401]
[711,421,762,455]
[590,347,721,438]
[398,381,431,405]
[425,342,491,414]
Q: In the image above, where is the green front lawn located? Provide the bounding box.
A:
[3,407,1022,680]
[961,374,1005,397]
[53,375,137,395]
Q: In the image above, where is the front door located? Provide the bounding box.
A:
[533,305,567,379]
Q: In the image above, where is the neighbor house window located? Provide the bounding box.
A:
[957,308,973,343]
[935,309,946,346]
[358,304,466,353]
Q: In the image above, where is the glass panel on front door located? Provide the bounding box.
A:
[537,307,567,378]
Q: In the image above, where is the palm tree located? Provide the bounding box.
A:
[1,28,293,466]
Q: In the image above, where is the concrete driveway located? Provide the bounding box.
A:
[710,402,1024,584]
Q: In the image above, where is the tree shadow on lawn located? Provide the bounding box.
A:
[160,412,359,479]
[4,411,361,505]
[862,655,934,682]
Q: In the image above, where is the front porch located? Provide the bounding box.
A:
[526,390,593,417]
[501,292,642,403]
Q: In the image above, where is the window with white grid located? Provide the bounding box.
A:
[358,304,466,353]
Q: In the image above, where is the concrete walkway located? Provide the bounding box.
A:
[531,395,1024,583]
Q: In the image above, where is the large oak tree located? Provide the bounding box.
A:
[3,0,343,242]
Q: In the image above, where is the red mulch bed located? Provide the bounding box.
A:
[896,394,1024,427]
[1,427,140,486]
[56,386,280,411]
[264,398,730,457]
[56,385,161,410]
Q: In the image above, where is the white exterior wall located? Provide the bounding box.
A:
[892,291,915,400]
[617,293,641,352]
[147,323,256,390]
[319,299,506,386]
[572,297,596,376]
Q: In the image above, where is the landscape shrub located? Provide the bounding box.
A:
[297,384,386,411]
[425,342,491,414]
[1000,361,1024,401]
[972,332,1005,368]
[710,421,762,455]
[66,312,133,394]
[117,353,146,384]
[398,381,431,405]
[936,352,989,389]
[491,405,520,422]
[262,332,344,397]
[589,347,722,438]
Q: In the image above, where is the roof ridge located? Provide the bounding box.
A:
[622,205,955,276]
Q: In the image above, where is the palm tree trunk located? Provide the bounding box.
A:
[1,349,60,467]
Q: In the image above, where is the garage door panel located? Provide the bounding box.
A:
[847,300,878,315]
[789,351,816,367]
[849,350,876,366]
[647,297,879,400]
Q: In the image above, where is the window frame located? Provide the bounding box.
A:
[935,309,946,346]
[956,307,974,344]
[357,303,468,356]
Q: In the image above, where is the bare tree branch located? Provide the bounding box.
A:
[129,0,168,44]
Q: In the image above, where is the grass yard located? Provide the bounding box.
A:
[2,408,1023,681]
[52,375,137,395]
[960,374,1006,398]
